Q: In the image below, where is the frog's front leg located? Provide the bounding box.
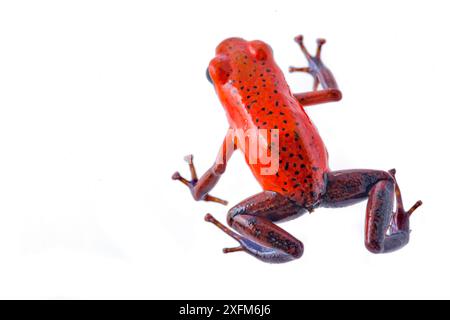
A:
[172,131,236,205]
[289,35,342,106]
[205,191,307,263]
[321,169,422,253]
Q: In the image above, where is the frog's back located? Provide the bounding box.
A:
[208,38,329,208]
[244,88,329,209]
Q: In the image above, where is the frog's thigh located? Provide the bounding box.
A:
[225,191,306,262]
[321,169,422,254]
[227,191,307,224]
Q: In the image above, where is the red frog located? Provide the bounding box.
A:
[172,35,422,263]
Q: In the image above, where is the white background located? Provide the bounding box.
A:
[0,0,449,299]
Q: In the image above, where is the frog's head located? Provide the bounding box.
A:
[207,37,274,86]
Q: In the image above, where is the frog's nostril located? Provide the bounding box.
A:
[206,67,213,84]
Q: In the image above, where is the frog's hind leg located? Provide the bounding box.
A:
[205,191,307,263]
[289,35,342,106]
[321,169,422,253]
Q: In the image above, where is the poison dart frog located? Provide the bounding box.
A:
[172,35,422,263]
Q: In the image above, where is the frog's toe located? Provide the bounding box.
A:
[407,200,423,216]
[171,171,181,180]
[184,154,194,164]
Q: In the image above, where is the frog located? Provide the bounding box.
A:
[172,35,422,263]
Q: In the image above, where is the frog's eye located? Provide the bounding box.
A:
[248,40,272,61]
[208,56,231,85]
[206,67,213,84]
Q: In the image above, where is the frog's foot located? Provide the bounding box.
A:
[289,35,330,91]
[205,213,302,264]
[387,169,423,234]
[172,155,228,205]
[290,35,326,66]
